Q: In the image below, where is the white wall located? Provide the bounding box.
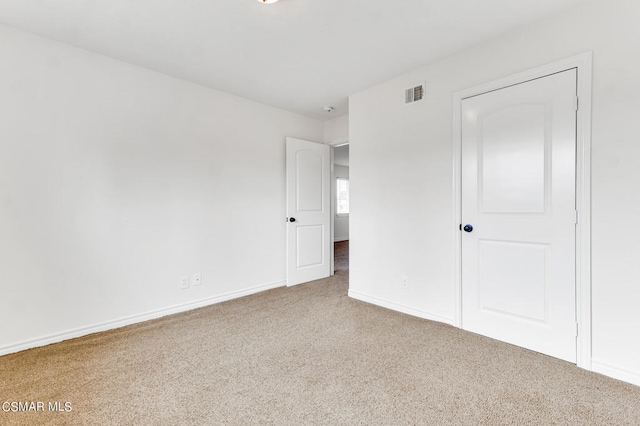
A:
[0,25,323,354]
[349,0,640,386]
[334,165,349,241]
[324,114,349,145]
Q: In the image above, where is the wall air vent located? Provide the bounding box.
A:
[405,83,425,104]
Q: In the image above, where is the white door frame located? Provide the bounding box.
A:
[452,52,593,370]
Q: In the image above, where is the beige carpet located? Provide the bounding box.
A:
[2,241,640,425]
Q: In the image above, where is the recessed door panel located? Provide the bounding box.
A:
[480,104,547,214]
[461,69,577,363]
[478,240,547,322]
[296,151,324,212]
[297,225,324,268]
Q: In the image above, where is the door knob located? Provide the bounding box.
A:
[463,224,473,233]
[289,217,296,223]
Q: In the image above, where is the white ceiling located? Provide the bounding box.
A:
[0,0,588,120]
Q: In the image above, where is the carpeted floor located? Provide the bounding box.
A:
[334,240,349,273]
[2,240,640,425]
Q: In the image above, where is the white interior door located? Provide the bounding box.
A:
[286,137,331,286]
[461,69,577,362]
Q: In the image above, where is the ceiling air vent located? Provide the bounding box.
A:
[405,83,425,104]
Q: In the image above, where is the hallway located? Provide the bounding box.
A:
[334,241,349,274]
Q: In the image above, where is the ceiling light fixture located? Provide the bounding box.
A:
[257,0,279,4]
[322,106,334,113]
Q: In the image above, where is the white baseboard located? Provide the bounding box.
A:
[0,280,285,357]
[592,359,640,387]
[334,237,349,242]
[348,290,454,326]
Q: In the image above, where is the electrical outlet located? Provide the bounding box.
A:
[180,275,189,290]
[193,273,202,286]
[401,276,409,290]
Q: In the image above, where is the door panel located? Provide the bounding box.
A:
[480,104,547,213]
[296,225,324,268]
[286,137,330,286]
[461,69,577,362]
[296,151,324,212]
[478,240,548,321]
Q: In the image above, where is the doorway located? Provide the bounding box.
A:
[332,143,349,274]
[453,53,593,368]
[461,69,577,362]
[285,137,331,286]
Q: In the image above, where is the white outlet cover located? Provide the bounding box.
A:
[180,275,189,290]
[193,273,202,286]
[401,276,409,289]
